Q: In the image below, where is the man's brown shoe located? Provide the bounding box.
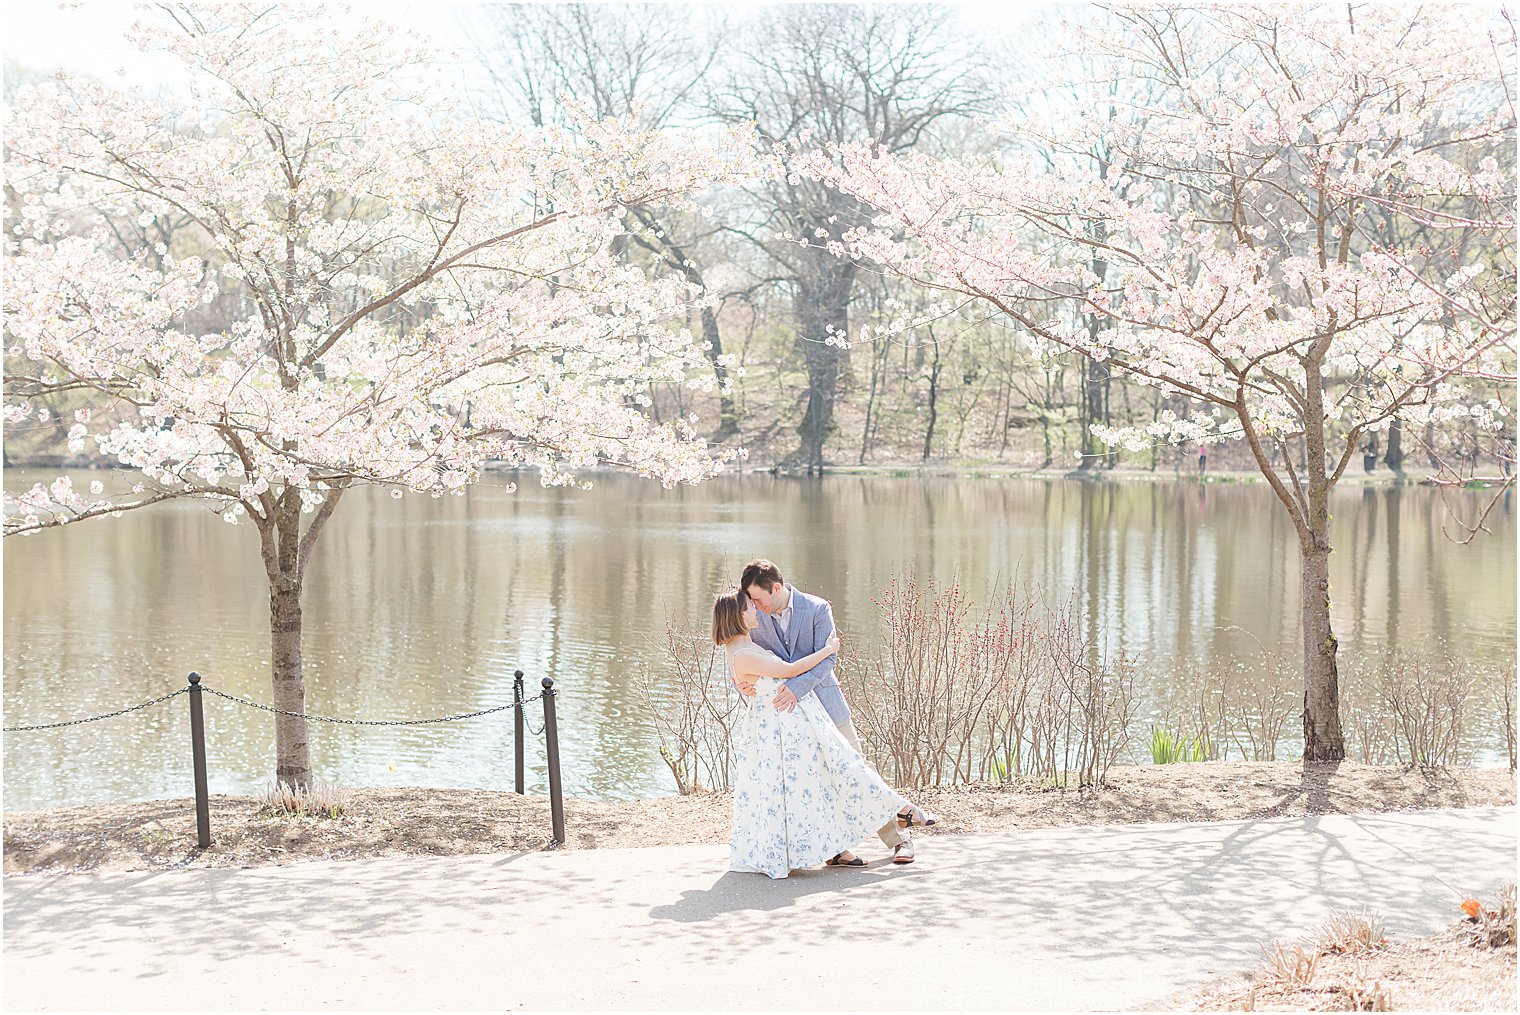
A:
[892,839,915,864]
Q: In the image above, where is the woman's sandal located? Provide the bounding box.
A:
[896,803,939,828]
[826,851,866,867]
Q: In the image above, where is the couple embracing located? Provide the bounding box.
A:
[711,559,936,880]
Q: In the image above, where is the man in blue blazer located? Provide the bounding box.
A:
[737,559,936,864]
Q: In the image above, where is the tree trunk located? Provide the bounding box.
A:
[795,334,838,474]
[792,271,852,474]
[1078,357,1113,470]
[697,303,739,442]
[1421,420,1438,471]
[1384,418,1406,479]
[1149,392,1162,471]
[1237,386,1346,764]
[623,214,737,442]
[270,574,311,788]
[1040,372,1054,469]
[1081,174,1115,471]
[922,334,941,462]
[269,494,312,789]
[1299,358,1347,761]
[997,377,1012,457]
[1298,532,1345,761]
[860,324,888,465]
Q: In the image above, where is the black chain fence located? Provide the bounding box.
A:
[198,686,546,729]
[2,671,567,847]
[3,685,546,732]
[3,687,190,732]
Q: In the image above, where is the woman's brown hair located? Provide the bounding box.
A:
[711,588,748,645]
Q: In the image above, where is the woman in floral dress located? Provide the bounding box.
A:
[711,589,907,879]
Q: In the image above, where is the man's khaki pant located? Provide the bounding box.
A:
[835,717,906,848]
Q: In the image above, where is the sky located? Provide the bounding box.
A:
[2,1,1049,93]
[3,2,475,84]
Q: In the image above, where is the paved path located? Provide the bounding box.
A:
[4,807,1514,1011]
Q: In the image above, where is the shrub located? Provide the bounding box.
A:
[1146,726,1208,764]
[260,780,350,817]
[1224,653,1297,762]
[637,624,739,795]
[1461,882,1516,950]
[1341,678,1395,766]
[1496,662,1517,772]
[1340,968,1394,1012]
[1312,909,1388,956]
[850,575,1006,788]
[1147,726,1186,765]
[1259,940,1319,987]
[1372,649,1474,767]
[852,574,1136,790]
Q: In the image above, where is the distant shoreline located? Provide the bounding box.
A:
[2,456,1476,489]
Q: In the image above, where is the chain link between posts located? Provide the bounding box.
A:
[200,686,546,729]
[5,684,550,734]
[2,688,190,731]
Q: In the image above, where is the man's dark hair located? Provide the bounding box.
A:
[740,559,784,594]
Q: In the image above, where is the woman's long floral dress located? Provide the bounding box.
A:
[727,650,906,879]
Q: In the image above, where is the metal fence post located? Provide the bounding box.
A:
[187,672,211,848]
[541,676,565,845]
[514,669,525,795]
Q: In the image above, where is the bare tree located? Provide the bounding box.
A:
[709,3,989,473]
[465,4,743,439]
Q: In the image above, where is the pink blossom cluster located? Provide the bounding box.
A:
[4,5,757,533]
[789,4,1515,459]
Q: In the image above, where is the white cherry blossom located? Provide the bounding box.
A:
[2,4,756,787]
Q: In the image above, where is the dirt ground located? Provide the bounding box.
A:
[4,760,1513,875]
[1142,907,1516,1012]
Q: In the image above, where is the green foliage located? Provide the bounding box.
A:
[1147,726,1182,764]
[1147,726,1209,764]
[989,750,1020,783]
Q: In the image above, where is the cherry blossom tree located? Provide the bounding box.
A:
[3,5,752,788]
[794,4,1516,759]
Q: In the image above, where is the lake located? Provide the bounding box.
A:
[3,469,1514,809]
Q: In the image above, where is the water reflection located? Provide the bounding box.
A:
[4,469,1514,808]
